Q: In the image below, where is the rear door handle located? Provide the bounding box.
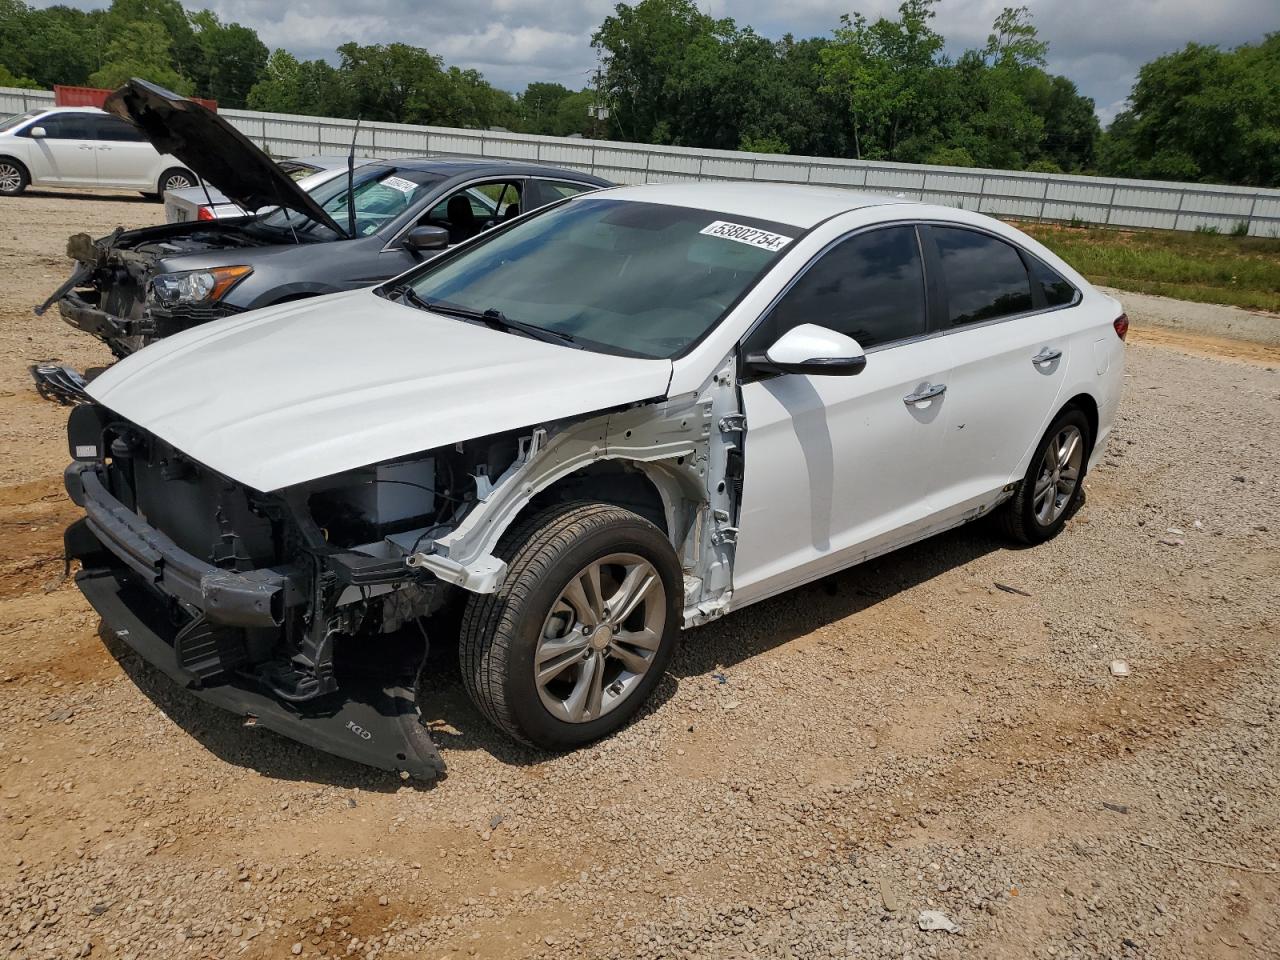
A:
[903,383,946,405]
[1032,347,1063,365]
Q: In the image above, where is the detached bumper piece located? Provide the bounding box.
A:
[30,363,90,405]
[65,463,444,780]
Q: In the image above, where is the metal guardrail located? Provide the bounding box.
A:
[5,85,1278,236]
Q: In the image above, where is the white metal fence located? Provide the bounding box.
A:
[5,84,1279,236]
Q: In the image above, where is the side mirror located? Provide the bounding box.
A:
[746,323,867,377]
[403,225,450,252]
[28,126,47,138]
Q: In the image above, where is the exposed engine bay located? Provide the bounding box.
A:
[62,360,744,778]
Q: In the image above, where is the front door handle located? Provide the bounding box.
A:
[1032,347,1063,365]
[903,383,946,405]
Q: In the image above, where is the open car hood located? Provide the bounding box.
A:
[86,289,675,492]
[104,79,347,237]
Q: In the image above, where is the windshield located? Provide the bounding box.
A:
[401,197,794,359]
[0,111,39,134]
[256,167,444,239]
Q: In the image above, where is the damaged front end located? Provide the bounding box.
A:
[37,226,254,360]
[63,404,461,779]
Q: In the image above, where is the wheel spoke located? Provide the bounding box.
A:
[1058,430,1080,467]
[608,641,650,675]
[535,635,589,685]
[616,625,661,651]
[561,566,602,627]
[607,563,656,625]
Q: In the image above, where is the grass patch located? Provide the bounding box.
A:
[1016,222,1280,314]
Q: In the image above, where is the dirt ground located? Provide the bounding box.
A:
[1,188,1278,960]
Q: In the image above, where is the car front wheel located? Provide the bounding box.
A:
[0,158,29,196]
[998,407,1092,545]
[459,501,680,749]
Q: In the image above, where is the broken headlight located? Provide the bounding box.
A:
[149,265,252,305]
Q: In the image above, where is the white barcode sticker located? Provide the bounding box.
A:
[699,220,792,252]
[382,175,418,195]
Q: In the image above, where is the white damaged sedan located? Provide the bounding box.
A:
[64,182,1126,777]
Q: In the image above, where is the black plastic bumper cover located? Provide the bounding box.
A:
[76,567,443,779]
[68,462,287,628]
[65,462,444,779]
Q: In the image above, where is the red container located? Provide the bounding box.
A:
[54,84,217,112]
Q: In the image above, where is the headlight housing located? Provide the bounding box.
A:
[149,265,252,305]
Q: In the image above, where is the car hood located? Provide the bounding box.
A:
[86,290,674,492]
[104,79,346,237]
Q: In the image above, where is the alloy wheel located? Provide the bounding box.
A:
[1033,424,1083,525]
[534,553,666,724]
[0,163,21,194]
[163,174,192,192]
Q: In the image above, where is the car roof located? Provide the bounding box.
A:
[38,107,107,115]
[593,181,907,229]
[386,156,608,182]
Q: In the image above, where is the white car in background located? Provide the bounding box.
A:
[64,182,1126,779]
[163,155,379,223]
[0,107,194,198]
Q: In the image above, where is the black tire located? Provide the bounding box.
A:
[155,167,196,198]
[998,407,1092,545]
[0,157,29,196]
[459,501,680,749]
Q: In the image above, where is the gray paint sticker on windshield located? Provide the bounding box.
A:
[698,220,792,252]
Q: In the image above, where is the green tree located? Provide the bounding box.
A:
[101,0,198,79]
[89,19,192,94]
[247,48,351,118]
[820,0,945,160]
[1100,35,1279,186]
[189,10,267,107]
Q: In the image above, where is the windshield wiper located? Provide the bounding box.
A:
[414,296,579,348]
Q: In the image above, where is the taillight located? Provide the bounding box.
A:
[1113,313,1129,341]
[196,205,215,222]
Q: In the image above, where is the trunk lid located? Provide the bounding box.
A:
[104,79,347,238]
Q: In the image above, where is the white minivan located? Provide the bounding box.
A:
[0,107,194,198]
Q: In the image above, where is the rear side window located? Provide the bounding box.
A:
[932,227,1033,325]
[762,225,927,350]
[92,116,146,142]
[1029,257,1077,307]
[538,179,597,201]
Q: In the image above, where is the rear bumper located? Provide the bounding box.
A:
[64,461,444,780]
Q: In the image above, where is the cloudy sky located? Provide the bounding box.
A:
[37,0,1280,124]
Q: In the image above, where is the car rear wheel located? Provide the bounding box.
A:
[998,407,1092,545]
[0,158,29,196]
[156,167,195,198]
[459,501,680,749]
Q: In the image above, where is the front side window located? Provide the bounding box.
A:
[423,181,521,244]
[399,197,794,359]
[28,112,92,139]
[932,226,1034,325]
[758,225,927,352]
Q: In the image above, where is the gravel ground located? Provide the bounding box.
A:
[1,189,1278,960]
